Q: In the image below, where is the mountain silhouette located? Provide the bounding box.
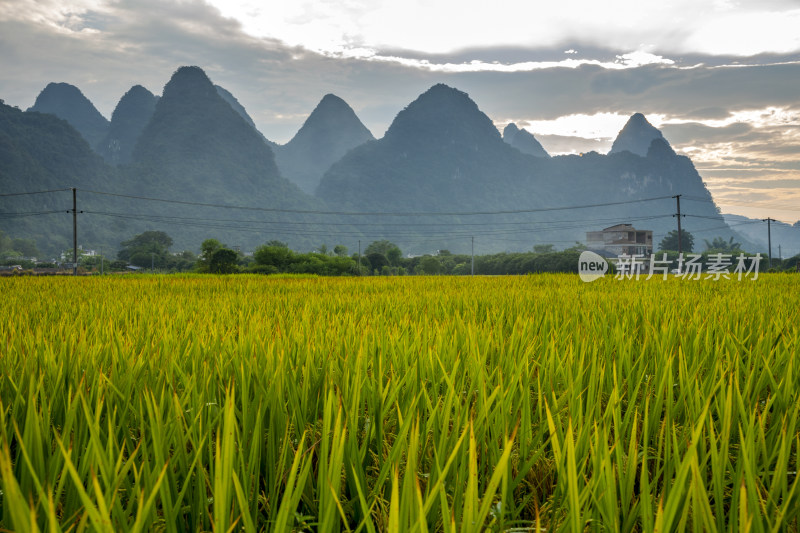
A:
[3,73,755,255]
[27,82,110,149]
[28,83,109,148]
[274,94,374,194]
[97,85,158,165]
[609,113,668,156]
[317,83,546,214]
[128,66,324,249]
[0,100,129,253]
[723,213,798,256]
[317,84,743,252]
[214,85,275,147]
[503,123,549,158]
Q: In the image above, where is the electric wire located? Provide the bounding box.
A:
[79,188,675,217]
[0,188,71,197]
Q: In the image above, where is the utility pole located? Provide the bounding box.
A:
[358,240,361,276]
[471,236,474,276]
[72,188,77,276]
[673,194,683,256]
[672,194,684,275]
[765,217,774,269]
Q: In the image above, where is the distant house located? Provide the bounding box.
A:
[59,246,98,262]
[586,224,653,257]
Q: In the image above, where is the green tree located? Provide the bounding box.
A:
[659,230,695,253]
[334,245,348,257]
[366,252,389,271]
[533,244,555,254]
[418,256,443,275]
[109,260,128,271]
[173,250,197,272]
[196,239,223,272]
[565,242,588,252]
[387,247,402,265]
[0,230,12,257]
[703,236,741,253]
[209,248,239,274]
[352,254,370,275]
[365,240,402,266]
[253,244,293,270]
[0,232,41,259]
[11,238,39,257]
[80,253,110,272]
[117,231,174,269]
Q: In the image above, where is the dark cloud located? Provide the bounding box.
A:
[679,107,732,120]
[661,122,756,144]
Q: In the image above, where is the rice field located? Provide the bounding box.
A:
[1,274,799,532]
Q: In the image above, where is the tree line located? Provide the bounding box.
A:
[4,229,799,275]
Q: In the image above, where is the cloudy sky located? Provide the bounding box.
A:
[1,0,799,221]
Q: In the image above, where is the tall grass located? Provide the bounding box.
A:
[0,274,798,531]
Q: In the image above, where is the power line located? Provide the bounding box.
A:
[0,188,71,197]
[679,220,763,235]
[84,210,673,239]
[683,214,734,221]
[79,188,675,217]
[0,210,65,219]
[651,219,765,241]
[684,194,800,214]
[5,187,790,254]
[82,209,668,229]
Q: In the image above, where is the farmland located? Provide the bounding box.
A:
[1,274,799,531]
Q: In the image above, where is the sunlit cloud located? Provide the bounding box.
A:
[207,0,800,57]
[501,112,667,144]
[325,49,675,73]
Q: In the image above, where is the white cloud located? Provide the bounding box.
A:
[683,9,800,55]
[206,0,800,57]
[327,50,674,73]
[510,112,666,140]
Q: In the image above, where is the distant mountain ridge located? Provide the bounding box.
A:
[97,85,158,165]
[274,93,374,194]
[609,113,667,156]
[214,85,275,147]
[131,66,307,204]
[317,84,744,252]
[317,83,543,215]
[0,100,129,253]
[123,66,329,250]
[27,82,110,149]
[503,123,549,158]
[3,68,757,256]
[723,213,800,257]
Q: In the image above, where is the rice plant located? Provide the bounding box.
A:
[0,274,798,531]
